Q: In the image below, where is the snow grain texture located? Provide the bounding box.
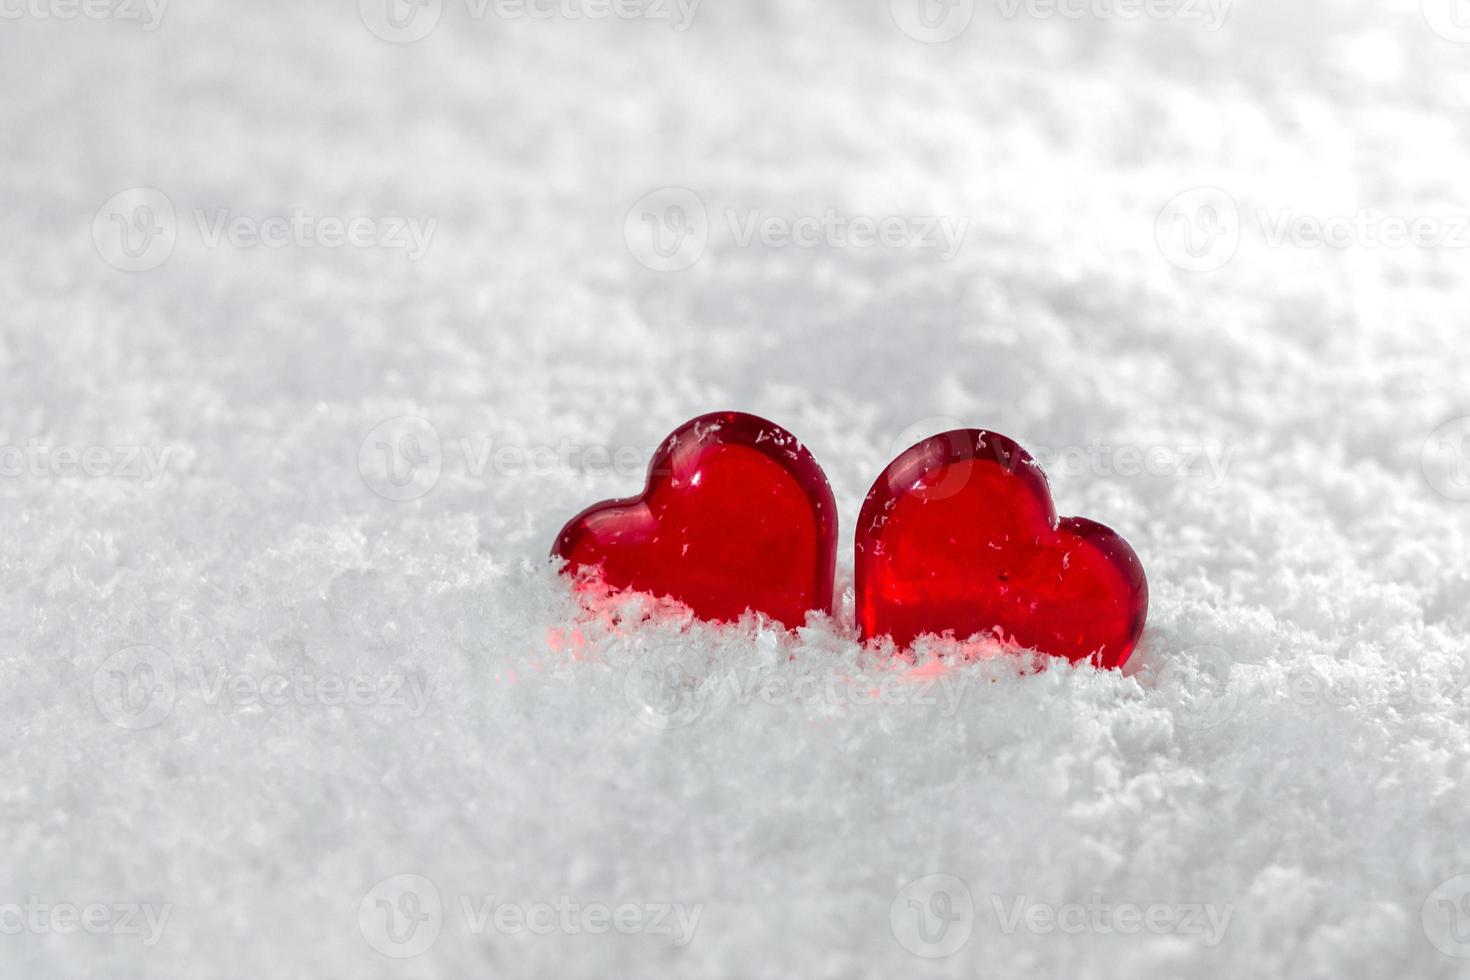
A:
[1,0,1469,976]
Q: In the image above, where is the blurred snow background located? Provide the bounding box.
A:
[3,0,1470,975]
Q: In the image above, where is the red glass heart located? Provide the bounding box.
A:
[856,430,1148,668]
[552,412,838,629]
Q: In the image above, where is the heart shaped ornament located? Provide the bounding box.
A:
[856,430,1148,668]
[552,412,838,629]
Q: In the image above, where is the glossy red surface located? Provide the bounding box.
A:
[553,412,838,629]
[856,430,1148,668]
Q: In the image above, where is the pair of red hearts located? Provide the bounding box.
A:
[552,412,1148,669]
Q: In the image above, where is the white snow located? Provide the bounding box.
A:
[3,0,1470,976]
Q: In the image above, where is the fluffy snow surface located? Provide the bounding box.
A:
[4,0,1470,976]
